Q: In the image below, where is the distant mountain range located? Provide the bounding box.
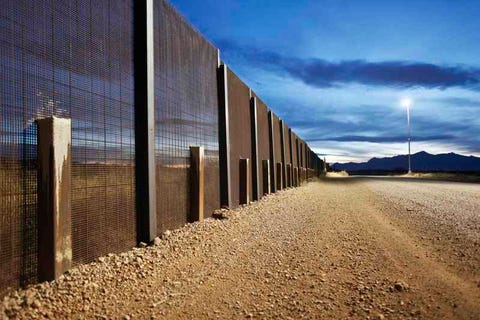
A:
[331,151,480,172]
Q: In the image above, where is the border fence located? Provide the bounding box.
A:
[0,0,323,294]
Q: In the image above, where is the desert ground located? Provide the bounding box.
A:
[2,177,479,319]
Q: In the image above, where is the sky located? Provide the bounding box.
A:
[171,0,480,163]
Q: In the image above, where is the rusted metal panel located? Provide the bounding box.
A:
[272,114,282,189]
[226,69,252,208]
[253,95,270,198]
[284,124,292,166]
[295,136,300,169]
[154,0,220,231]
[291,131,298,169]
[268,111,276,193]
[250,98,259,201]
[287,128,293,166]
[299,140,305,168]
[279,120,286,190]
[282,123,292,188]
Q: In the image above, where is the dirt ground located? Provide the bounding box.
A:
[2,177,479,319]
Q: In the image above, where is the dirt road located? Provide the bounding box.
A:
[2,178,479,319]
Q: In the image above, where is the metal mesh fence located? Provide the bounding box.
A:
[291,132,298,168]
[272,114,282,189]
[226,69,252,207]
[284,124,291,165]
[0,0,321,295]
[0,0,137,291]
[253,95,270,197]
[153,0,220,232]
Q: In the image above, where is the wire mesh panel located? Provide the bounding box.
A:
[253,95,270,197]
[308,148,311,169]
[154,0,220,232]
[291,132,298,168]
[226,69,252,207]
[0,0,137,291]
[272,114,282,189]
[70,0,137,266]
[284,124,291,165]
[310,152,313,171]
[299,140,304,168]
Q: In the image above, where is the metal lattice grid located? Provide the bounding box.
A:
[0,0,137,292]
[227,69,252,207]
[154,0,220,233]
[253,94,270,197]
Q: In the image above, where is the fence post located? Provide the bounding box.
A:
[218,63,231,208]
[134,0,157,243]
[279,120,286,190]
[268,111,276,193]
[190,146,204,222]
[37,116,72,281]
[239,158,250,205]
[262,159,270,195]
[288,128,293,187]
[250,97,259,201]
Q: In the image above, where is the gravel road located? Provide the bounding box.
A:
[2,178,479,319]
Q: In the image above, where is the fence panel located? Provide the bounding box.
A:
[272,114,282,190]
[0,0,323,295]
[253,96,270,197]
[226,69,252,207]
[291,132,298,168]
[0,0,137,291]
[154,0,220,232]
[284,124,292,166]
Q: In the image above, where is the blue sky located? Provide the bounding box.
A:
[171,0,480,163]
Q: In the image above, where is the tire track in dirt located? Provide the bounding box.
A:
[2,178,479,319]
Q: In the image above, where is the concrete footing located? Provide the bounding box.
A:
[276,162,283,190]
[240,158,250,205]
[190,146,204,222]
[262,160,270,195]
[37,116,72,281]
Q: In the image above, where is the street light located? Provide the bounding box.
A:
[401,98,412,174]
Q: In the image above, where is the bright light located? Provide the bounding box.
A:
[401,98,413,108]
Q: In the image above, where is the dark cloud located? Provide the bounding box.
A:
[272,98,480,153]
[306,134,456,143]
[218,40,480,90]
[428,97,480,108]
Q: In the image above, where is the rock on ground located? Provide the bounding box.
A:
[1,178,479,319]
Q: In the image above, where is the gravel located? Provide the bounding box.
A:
[362,177,480,280]
[1,178,479,319]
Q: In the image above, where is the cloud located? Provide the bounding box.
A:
[426,97,480,108]
[218,40,480,90]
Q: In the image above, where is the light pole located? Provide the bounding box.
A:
[401,98,412,174]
